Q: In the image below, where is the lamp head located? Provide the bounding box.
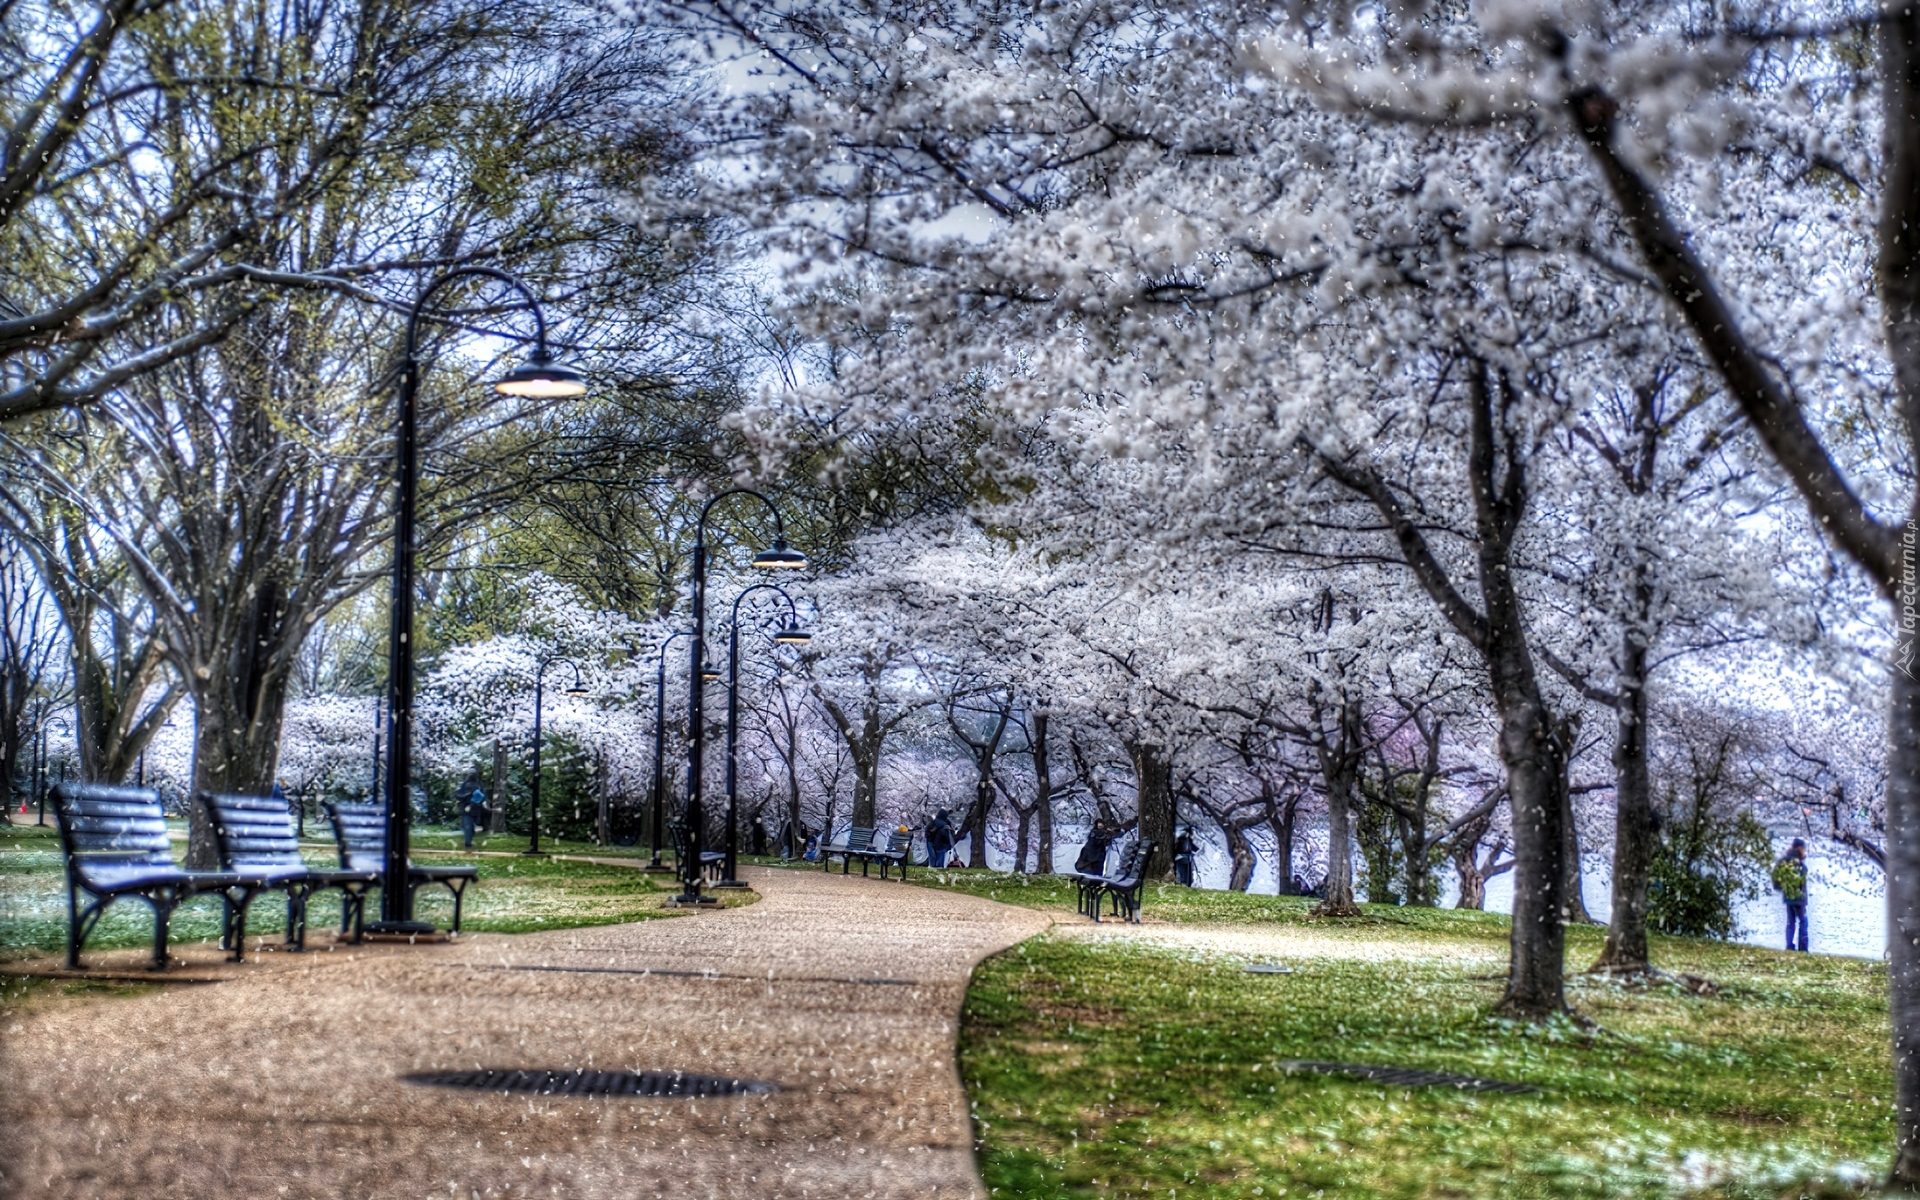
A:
[700,662,722,682]
[494,345,587,398]
[749,538,808,570]
[564,682,590,696]
[774,623,812,646]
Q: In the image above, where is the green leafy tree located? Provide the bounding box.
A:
[1647,723,1772,941]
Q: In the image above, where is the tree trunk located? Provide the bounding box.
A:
[852,741,879,828]
[594,749,611,846]
[966,771,992,868]
[1596,615,1655,972]
[1013,802,1033,873]
[1271,794,1298,893]
[1561,742,1595,924]
[1490,673,1569,1016]
[1032,711,1054,873]
[1454,851,1487,910]
[1403,811,1436,907]
[187,690,290,867]
[1224,820,1256,892]
[786,742,802,858]
[1562,787,1591,923]
[42,563,179,785]
[1314,726,1362,915]
[1126,740,1174,879]
[184,579,295,867]
[489,739,508,834]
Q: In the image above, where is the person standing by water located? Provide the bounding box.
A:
[925,809,954,868]
[1772,837,1810,952]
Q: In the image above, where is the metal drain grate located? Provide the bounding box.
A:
[403,1068,777,1098]
[1279,1061,1538,1094]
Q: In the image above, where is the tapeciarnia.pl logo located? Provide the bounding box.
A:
[1899,520,1917,680]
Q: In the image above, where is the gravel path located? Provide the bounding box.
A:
[0,865,1052,1199]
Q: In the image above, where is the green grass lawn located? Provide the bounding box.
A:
[0,819,704,959]
[908,869,1890,1199]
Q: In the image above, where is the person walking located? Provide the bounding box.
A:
[925,809,954,868]
[457,770,489,850]
[1772,837,1810,952]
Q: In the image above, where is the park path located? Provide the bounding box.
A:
[0,865,1052,1200]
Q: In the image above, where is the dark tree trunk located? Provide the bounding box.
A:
[1223,820,1256,892]
[1270,793,1298,893]
[1402,811,1436,907]
[594,749,610,846]
[1454,854,1487,910]
[1032,711,1054,874]
[1126,740,1174,879]
[1312,702,1362,915]
[1013,802,1033,872]
[965,771,992,868]
[1597,613,1655,972]
[489,739,508,834]
[1320,360,1569,1015]
[184,578,294,867]
[853,736,880,829]
[1489,672,1569,1016]
[786,742,802,858]
[1559,771,1589,921]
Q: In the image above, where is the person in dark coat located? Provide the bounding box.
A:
[925,809,954,868]
[1773,837,1811,952]
[456,770,488,849]
[1172,827,1197,886]
[1074,819,1117,876]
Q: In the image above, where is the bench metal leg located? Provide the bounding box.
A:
[223,887,261,962]
[286,885,311,951]
[146,891,179,970]
[66,882,82,970]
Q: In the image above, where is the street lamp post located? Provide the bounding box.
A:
[716,583,811,887]
[528,654,589,857]
[680,489,807,904]
[646,629,693,873]
[366,266,585,936]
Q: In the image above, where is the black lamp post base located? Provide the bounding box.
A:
[670,894,720,906]
[712,879,750,889]
[521,849,549,857]
[362,919,437,937]
[643,861,676,874]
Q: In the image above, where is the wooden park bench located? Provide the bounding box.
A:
[870,828,913,880]
[1072,838,1155,923]
[1092,838,1155,923]
[821,825,875,874]
[322,801,478,938]
[200,792,381,951]
[670,823,725,881]
[54,783,267,970]
[822,826,914,879]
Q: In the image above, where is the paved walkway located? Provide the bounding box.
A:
[0,866,1052,1199]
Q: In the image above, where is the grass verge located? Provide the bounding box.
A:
[953,890,1889,1199]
